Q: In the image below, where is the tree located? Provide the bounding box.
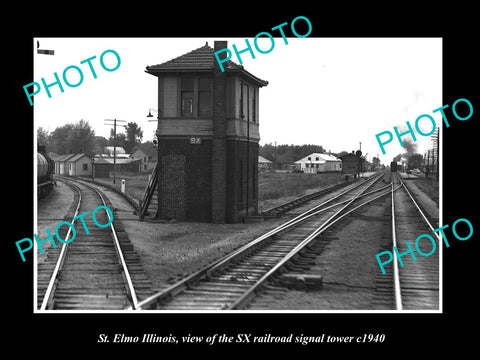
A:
[108,128,127,150]
[37,127,50,148]
[50,123,74,154]
[92,136,108,154]
[124,122,143,153]
[69,119,95,154]
[259,143,326,169]
[49,120,95,154]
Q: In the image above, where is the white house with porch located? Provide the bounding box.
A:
[295,153,342,173]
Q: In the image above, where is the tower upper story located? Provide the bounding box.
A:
[145,41,268,142]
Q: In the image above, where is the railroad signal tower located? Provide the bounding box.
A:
[144,41,268,223]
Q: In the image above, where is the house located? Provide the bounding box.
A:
[93,155,141,178]
[131,143,158,172]
[66,154,92,177]
[54,154,75,175]
[295,153,342,173]
[103,146,129,158]
[258,155,273,171]
[144,40,268,223]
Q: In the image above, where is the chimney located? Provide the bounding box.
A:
[213,41,229,68]
[211,40,228,223]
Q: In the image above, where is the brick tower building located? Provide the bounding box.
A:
[145,41,268,223]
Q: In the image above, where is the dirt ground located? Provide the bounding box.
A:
[38,171,439,307]
[248,201,388,310]
[66,180,287,292]
[36,181,74,253]
[248,173,439,310]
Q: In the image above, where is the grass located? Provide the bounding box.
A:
[410,176,439,207]
[258,172,346,201]
[85,172,150,202]
[87,171,347,204]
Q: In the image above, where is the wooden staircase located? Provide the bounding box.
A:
[139,164,158,219]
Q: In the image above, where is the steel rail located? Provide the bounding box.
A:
[397,174,440,241]
[134,172,386,309]
[40,176,139,310]
[261,178,356,216]
[263,171,387,236]
[228,174,394,309]
[90,185,139,309]
[391,180,403,310]
[205,175,391,278]
[40,181,82,310]
[390,173,439,310]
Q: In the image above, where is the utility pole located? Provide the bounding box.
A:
[105,119,127,184]
[436,127,439,181]
[274,141,277,170]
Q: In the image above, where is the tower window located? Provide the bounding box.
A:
[181,77,194,117]
[181,92,193,116]
[198,77,212,117]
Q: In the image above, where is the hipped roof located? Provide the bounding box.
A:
[146,42,268,87]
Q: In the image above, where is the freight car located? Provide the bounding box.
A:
[38,145,55,198]
[390,161,398,173]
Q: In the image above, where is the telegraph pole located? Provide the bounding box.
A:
[436,127,439,181]
[104,118,127,184]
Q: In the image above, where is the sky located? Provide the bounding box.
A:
[33,37,442,165]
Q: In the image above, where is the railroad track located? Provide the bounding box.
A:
[37,177,152,310]
[375,173,439,310]
[260,177,356,218]
[134,171,394,310]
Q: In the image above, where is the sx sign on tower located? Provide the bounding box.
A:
[23,49,121,106]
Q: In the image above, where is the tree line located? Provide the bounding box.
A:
[259,143,381,168]
[259,143,327,166]
[37,119,143,155]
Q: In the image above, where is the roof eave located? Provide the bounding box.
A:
[145,68,213,76]
[145,67,268,87]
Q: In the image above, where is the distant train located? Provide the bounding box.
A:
[38,145,55,198]
[390,161,398,173]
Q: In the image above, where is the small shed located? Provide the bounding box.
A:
[67,153,92,177]
[54,154,75,175]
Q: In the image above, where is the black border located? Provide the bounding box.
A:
[9,5,478,354]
